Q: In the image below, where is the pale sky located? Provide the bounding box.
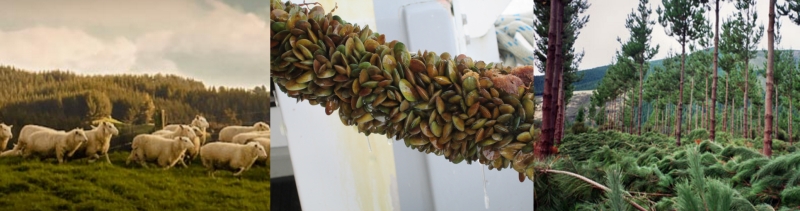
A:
[0,0,271,90]
[557,0,800,73]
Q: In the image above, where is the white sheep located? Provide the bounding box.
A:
[200,142,268,178]
[231,131,270,144]
[126,135,195,169]
[218,122,270,143]
[0,144,21,157]
[15,125,61,151]
[152,125,197,140]
[21,128,89,164]
[163,115,209,133]
[243,137,270,166]
[70,122,119,164]
[0,123,12,152]
[153,125,205,164]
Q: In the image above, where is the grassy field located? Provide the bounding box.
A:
[0,151,270,211]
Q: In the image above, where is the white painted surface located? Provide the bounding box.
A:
[275,90,400,211]
[270,106,294,179]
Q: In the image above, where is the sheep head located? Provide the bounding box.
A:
[254,122,270,131]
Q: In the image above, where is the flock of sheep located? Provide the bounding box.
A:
[0,115,271,178]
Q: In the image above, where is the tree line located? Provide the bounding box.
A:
[0,66,270,138]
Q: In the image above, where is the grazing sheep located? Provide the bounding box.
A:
[22,128,89,164]
[218,122,270,143]
[200,142,268,178]
[244,137,270,166]
[0,144,21,157]
[231,131,269,144]
[126,135,194,169]
[70,122,119,164]
[163,115,209,133]
[0,123,12,151]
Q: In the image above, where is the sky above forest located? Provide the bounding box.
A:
[0,0,271,90]
[567,0,800,74]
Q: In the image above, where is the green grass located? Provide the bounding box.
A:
[0,151,270,211]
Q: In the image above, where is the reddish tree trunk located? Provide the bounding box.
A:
[554,75,565,145]
[536,0,564,159]
[764,0,775,156]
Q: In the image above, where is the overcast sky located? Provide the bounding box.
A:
[0,0,271,90]
[559,0,800,73]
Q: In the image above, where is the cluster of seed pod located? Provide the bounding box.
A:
[270,0,534,181]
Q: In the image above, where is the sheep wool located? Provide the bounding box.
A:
[163,115,210,132]
[127,135,195,169]
[231,131,270,144]
[15,125,61,151]
[155,125,197,140]
[22,128,89,164]
[244,137,270,166]
[0,123,12,152]
[0,146,21,157]
[218,122,270,142]
[200,142,268,178]
[71,122,120,164]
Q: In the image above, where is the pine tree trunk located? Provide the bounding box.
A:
[690,78,696,130]
[638,62,644,135]
[705,72,709,130]
[724,75,730,133]
[775,87,778,137]
[711,0,720,141]
[744,59,750,139]
[555,78,565,145]
[677,44,686,146]
[537,0,564,158]
[764,0,775,156]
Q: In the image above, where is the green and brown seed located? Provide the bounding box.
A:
[270,0,535,181]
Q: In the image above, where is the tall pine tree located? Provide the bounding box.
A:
[657,0,709,146]
[619,0,660,136]
[720,0,762,140]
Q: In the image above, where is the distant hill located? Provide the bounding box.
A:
[532,49,800,95]
[0,65,270,149]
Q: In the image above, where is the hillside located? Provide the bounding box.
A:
[0,152,269,210]
[0,65,270,150]
[532,49,800,95]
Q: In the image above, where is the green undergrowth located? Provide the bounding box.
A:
[0,151,269,210]
[535,130,800,210]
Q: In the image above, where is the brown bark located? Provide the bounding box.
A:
[686,77,697,131]
[676,44,686,146]
[536,0,563,159]
[711,0,719,141]
[744,56,750,138]
[554,75,565,145]
[705,72,709,130]
[764,0,775,156]
[724,74,729,133]
[638,62,644,135]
